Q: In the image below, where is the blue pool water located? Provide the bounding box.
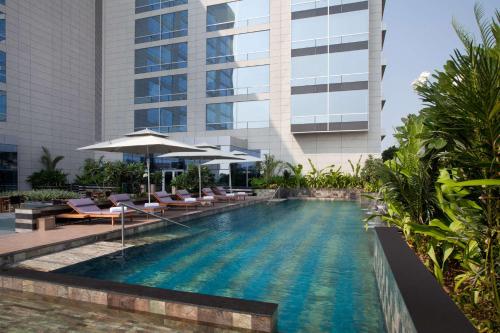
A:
[58,201,386,332]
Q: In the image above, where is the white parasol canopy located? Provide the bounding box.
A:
[78,129,203,203]
[203,151,262,191]
[158,143,244,198]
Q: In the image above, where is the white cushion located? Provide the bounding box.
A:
[184,198,196,202]
[203,195,214,200]
[110,207,127,213]
[236,192,246,195]
[226,193,235,197]
[144,202,160,208]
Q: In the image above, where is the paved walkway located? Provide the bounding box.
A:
[0,197,262,258]
[0,288,238,332]
[16,242,133,271]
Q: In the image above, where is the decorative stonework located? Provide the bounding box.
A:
[0,269,278,332]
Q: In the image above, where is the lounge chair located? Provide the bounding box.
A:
[108,193,165,215]
[175,189,215,206]
[202,188,236,202]
[61,198,134,226]
[153,191,200,210]
[212,186,246,200]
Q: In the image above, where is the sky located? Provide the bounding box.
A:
[381,0,498,149]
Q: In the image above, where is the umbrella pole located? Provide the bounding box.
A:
[198,162,202,198]
[147,147,151,203]
[229,163,232,193]
[246,164,249,188]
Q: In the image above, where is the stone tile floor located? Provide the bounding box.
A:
[0,288,241,333]
[16,242,133,271]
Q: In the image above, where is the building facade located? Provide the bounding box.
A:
[0,0,98,190]
[0,0,384,190]
[102,0,384,171]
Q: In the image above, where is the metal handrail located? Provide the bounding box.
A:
[118,202,190,248]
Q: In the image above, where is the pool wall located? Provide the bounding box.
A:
[373,227,476,333]
[0,268,278,332]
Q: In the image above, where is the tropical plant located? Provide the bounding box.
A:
[284,162,304,189]
[75,157,105,186]
[170,165,214,193]
[259,154,283,184]
[371,7,500,330]
[360,155,383,191]
[27,147,67,188]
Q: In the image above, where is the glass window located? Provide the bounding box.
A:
[160,106,187,132]
[329,90,368,115]
[135,16,161,44]
[206,100,269,130]
[135,42,187,74]
[291,93,328,124]
[206,0,269,32]
[0,51,5,83]
[135,77,160,104]
[0,90,5,121]
[134,108,159,129]
[134,74,187,104]
[135,0,187,14]
[291,54,328,85]
[329,10,369,37]
[160,74,187,102]
[0,143,17,191]
[329,49,368,81]
[134,106,187,133]
[135,11,187,44]
[135,46,161,74]
[206,65,269,97]
[206,30,269,64]
[291,15,328,44]
[161,10,188,39]
[0,1,5,5]
[0,11,4,42]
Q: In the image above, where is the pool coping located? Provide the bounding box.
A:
[0,267,278,332]
[374,227,476,332]
[0,198,266,267]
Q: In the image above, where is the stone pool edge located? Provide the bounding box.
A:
[0,267,278,332]
[373,227,476,333]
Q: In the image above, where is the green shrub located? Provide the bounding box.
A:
[170,165,214,193]
[0,190,80,202]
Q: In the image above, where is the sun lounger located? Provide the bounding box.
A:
[175,189,215,206]
[202,188,236,201]
[109,193,164,215]
[63,198,134,226]
[153,191,200,210]
[212,186,246,200]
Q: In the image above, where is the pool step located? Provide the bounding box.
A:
[14,241,133,272]
[267,199,287,203]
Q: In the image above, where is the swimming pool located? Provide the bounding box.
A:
[58,200,386,332]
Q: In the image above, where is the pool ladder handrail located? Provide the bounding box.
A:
[118,202,191,248]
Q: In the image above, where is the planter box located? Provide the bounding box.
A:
[373,227,475,333]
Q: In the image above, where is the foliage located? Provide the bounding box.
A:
[27,170,67,189]
[381,145,398,161]
[170,165,215,193]
[75,158,145,194]
[284,162,304,189]
[360,155,383,192]
[259,154,284,184]
[27,147,67,188]
[0,190,80,202]
[371,8,499,331]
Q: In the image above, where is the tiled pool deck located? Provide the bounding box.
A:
[0,197,265,266]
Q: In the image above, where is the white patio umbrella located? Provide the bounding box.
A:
[203,151,262,191]
[78,129,203,203]
[158,143,244,198]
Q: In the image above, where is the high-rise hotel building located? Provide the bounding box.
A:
[0,0,385,190]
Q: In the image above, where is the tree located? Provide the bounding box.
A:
[259,154,283,184]
[27,147,67,188]
[284,162,303,189]
[40,146,64,172]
